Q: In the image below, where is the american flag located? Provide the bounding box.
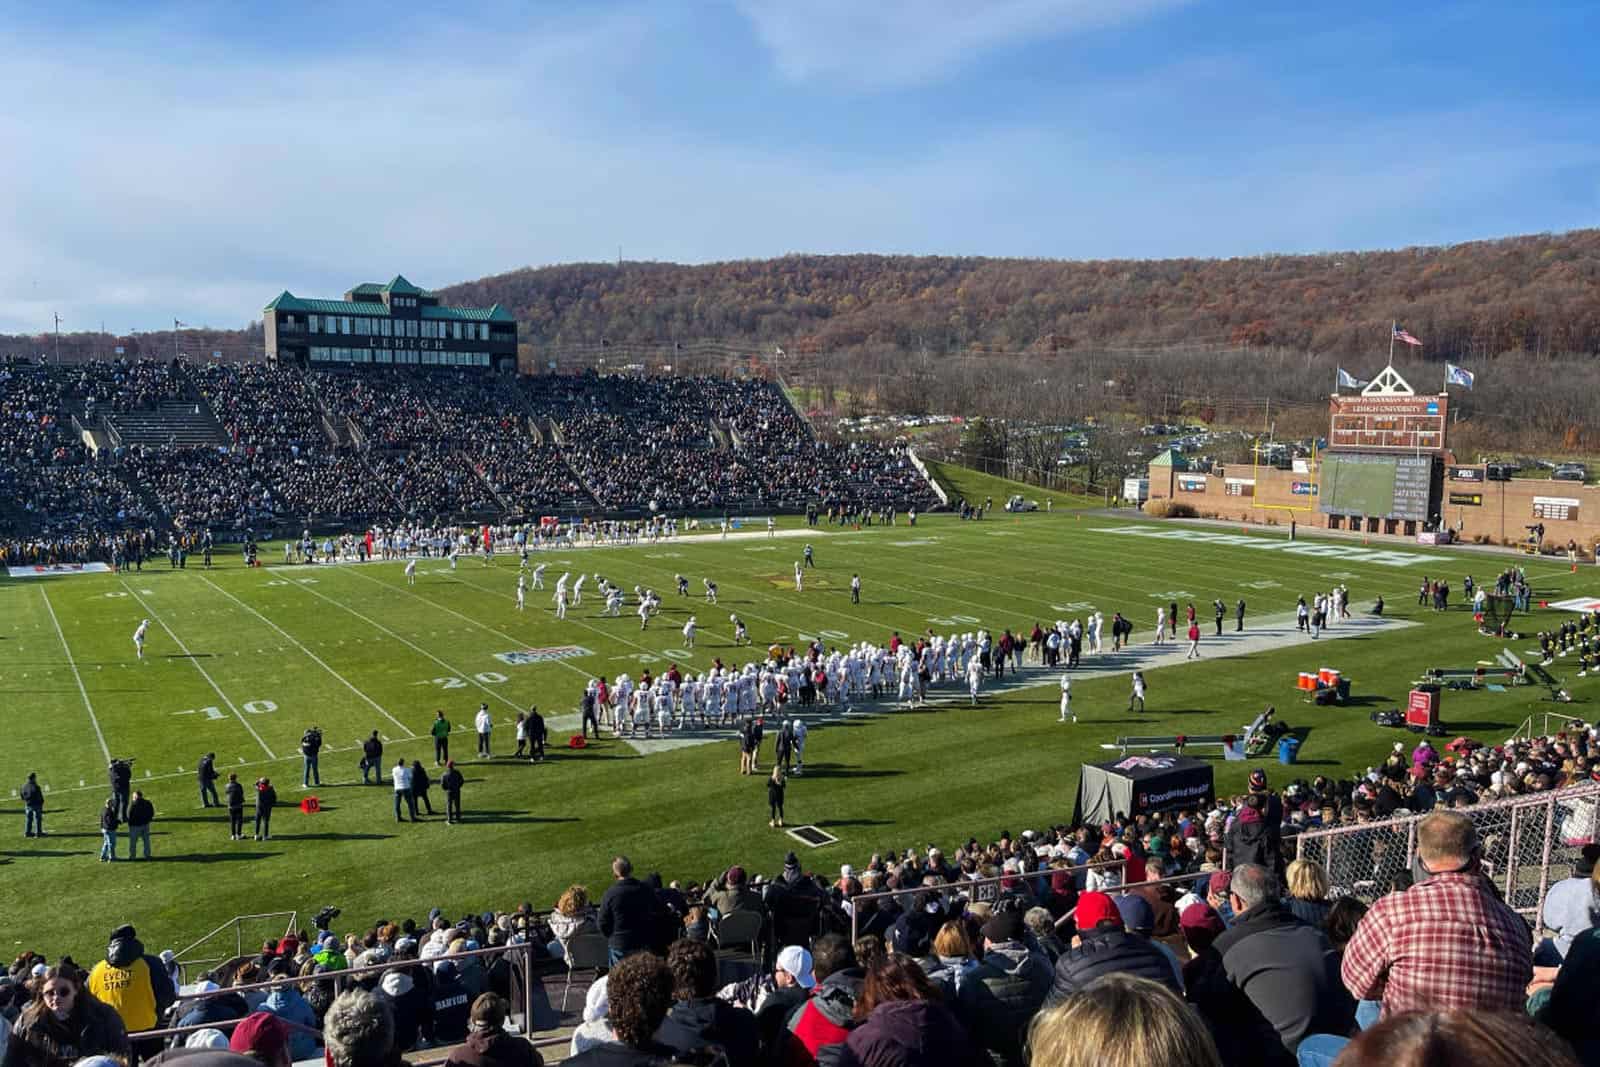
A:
[1393,325,1423,347]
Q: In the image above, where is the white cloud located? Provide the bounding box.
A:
[733,0,1191,90]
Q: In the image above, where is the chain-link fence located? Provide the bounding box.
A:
[1295,781,1600,921]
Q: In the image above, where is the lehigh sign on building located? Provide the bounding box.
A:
[263,275,518,372]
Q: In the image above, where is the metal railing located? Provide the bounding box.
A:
[1295,780,1600,920]
[846,858,1129,942]
[172,911,300,983]
[136,941,573,1056]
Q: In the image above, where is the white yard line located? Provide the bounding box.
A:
[121,581,277,759]
[341,566,596,681]
[199,575,417,738]
[39,587,112,763]
[281,573,526,713]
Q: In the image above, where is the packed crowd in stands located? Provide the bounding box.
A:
[5,747,1597,1066]
[0,359,938,558]
[77,359,187,417]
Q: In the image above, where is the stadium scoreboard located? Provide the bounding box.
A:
[1327,394,1448,453]
[1317,453,1436,521]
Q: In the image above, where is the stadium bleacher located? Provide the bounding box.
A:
[0,359,938,558]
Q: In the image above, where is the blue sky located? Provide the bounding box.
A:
[2,0,1596,334]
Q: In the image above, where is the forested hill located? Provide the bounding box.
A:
[438,229,1600,360]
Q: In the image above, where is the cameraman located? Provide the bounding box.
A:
[301,726,324,788]
[108,758,133,820]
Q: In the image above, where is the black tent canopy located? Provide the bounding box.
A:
[1073,753,1216,826]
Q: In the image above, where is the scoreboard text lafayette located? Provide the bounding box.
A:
[1328,394,1449,453]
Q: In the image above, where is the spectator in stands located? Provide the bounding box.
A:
[1225,795,1282,877]
[1540,844,1600,962]
[376,948,428,1052]
[1341,811,1533,1018]
[566,952,680,1066]
[1027,973,1221,1067]
[766,852,825,950]
[86,924,176,1037]
[323,989,400,1067]
[1330,1010,1580,1067]
[569,978,614,1058]
[173,980,248,1032]
[1023,907,1067,963]
[258,959,318,1061]
[787,933,863,1064]
[426,961,471,1046]
[228,1011,293,1067]
[547,886,599,961]
[654,939,759,1066]
[444,993,542,1067]
[1190,863,1351,1065]
[1044,891,1181,1008]
[921,921,978,997]
[598,856,659,966]
[834,953,982,1067]
[1130,855,1181,937]
[706,866,766,924]
[956,908,1053,1067]
[1283,860,1333,928]
[2,964,130,1067]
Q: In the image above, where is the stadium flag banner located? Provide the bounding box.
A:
[494,645,592,666]
[1533,496,1580,522]
[1073,753,1215,827]
[1446,363,1476,389]
[7,562,114,578]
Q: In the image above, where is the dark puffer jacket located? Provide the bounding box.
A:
[1044,930,1182,1008]
[955,943,1052,1067]
[1225,821,1283,877]
[836,999,986,1067]
[654,996,761,1067]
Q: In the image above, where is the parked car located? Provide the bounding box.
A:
[1553,464,1588,482]
[1005,495,1038,512]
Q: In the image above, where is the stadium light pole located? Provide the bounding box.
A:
[53,313,61,364]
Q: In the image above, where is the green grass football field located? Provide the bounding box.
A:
[1,506,1593,960]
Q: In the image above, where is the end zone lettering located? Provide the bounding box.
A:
[1095,524,1445,567]
[494,645,591,666]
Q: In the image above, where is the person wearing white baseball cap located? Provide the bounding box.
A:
[776,945,816,991]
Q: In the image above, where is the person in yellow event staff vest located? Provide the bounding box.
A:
[86,923,176,1035]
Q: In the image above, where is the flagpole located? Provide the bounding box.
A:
[1388,320,1395,366]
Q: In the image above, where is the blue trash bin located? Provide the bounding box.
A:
[1278,736,1301,765]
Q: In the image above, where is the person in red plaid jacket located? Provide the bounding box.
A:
[1340,810,1532,1017]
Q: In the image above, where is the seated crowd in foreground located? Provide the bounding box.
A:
[0,359,938,566]
[6,750,1599,1067]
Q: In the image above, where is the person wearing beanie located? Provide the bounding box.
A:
[229,1011,292,1067]
[765,853,824,951]
[1226,794,1284,879]
[1044,891,1181,1008]
[956,908,1052,1066]
[1539,843,1600,961]
[707,866,766,924]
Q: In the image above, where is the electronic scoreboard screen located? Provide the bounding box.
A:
[1317,453,1433,520]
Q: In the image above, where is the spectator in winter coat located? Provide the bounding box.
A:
[597,857,660,965]
[956,910,1053,1067]
[173,981,249,1033]
[2,965,130,1067]
[835,955,984,1067]
[707,867,767,923]
[1195,864,1352,1066]
[426,962,470,1046]
[1225,797,1283,878]
[444,994,543,1067]
[919,922,978,999]
[1044,891,1182,1008]
[1283,860,1334,929]
[259,963,320,1062]
[547,886,599,961]
[86,924,176,1034]
[568,978,614,1058]
[377,964,431,1052]
[785,934,862,1066]
[654,940,759,1066]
